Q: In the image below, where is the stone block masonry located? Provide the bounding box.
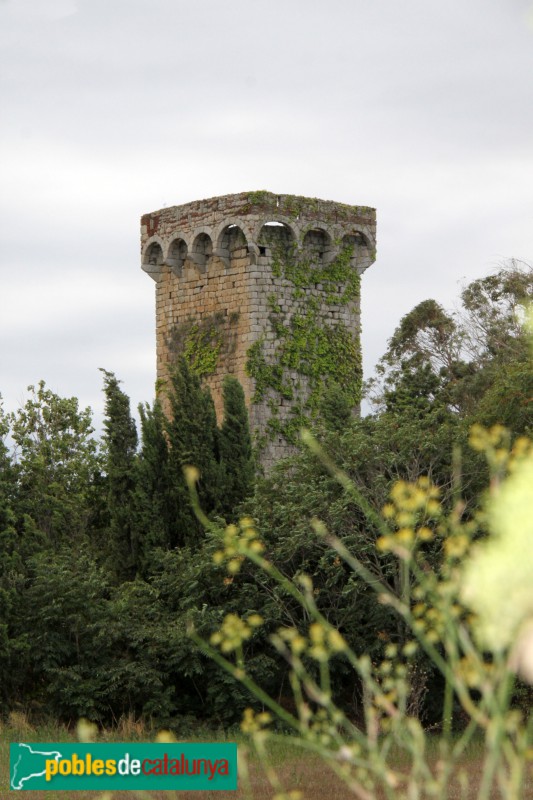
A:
[140,191,376,469]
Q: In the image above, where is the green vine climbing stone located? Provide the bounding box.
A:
[168,311,240,377]
[246,245,362,445]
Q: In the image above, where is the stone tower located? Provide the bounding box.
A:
[141,191,376,468]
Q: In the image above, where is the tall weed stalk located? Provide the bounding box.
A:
[188,427,533,800]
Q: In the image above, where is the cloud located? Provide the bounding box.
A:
[2,0,78,21]
[0,0,531,429]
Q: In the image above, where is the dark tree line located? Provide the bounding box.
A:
[0,360,255,722]
[0,262,530,726]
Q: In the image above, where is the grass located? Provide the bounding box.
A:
[1,713,532,799]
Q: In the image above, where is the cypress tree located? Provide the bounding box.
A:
[218,376,253,517]
[134,400,173,569]
[164,358,221,547]
[100,370,138,580]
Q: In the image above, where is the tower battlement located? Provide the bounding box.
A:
[141,191,376,468]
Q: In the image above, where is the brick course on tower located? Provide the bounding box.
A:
[141,191,376,469]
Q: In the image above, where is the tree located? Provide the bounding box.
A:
[164,358,221,547]
[319,381,358,433]
[458,262,532,428]
[100,370,139,580]
[218,376,254,517]
[460,260,532,363]
[134,399,174,569]
[26,544,111,719]
[9,381,99,546]
[368,262,532,433]
[249,413,454,670]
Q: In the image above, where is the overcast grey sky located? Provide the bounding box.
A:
[1,0,532,429]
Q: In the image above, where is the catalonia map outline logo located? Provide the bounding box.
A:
[10,742,238,791]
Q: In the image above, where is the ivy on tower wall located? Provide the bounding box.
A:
[246,244,362,446]
[167,311,240,378]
